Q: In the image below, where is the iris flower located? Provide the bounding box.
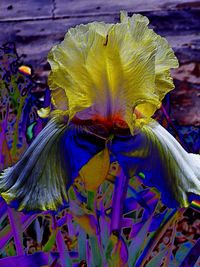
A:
[0,11,200,212]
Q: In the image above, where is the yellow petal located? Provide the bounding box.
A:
[48,11,179,132]
[73,214,98,236]
[37,106,51,118]
[79,148,110,191]
[18,65,32,75]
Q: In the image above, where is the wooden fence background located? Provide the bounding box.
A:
[0,0,200,125]
[0,2,200,266]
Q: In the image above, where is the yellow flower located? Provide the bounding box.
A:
[48,11,179,133]
[1,12,199,212]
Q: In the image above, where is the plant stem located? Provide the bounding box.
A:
[110,167,129,233]
[52,215,72,267]
[7,208,24,255]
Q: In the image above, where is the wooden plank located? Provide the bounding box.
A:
[0,0,52,21]
[0,9,199,76]
[171,80,200,126]
[0,0,199,21]
[54,0,200,17]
